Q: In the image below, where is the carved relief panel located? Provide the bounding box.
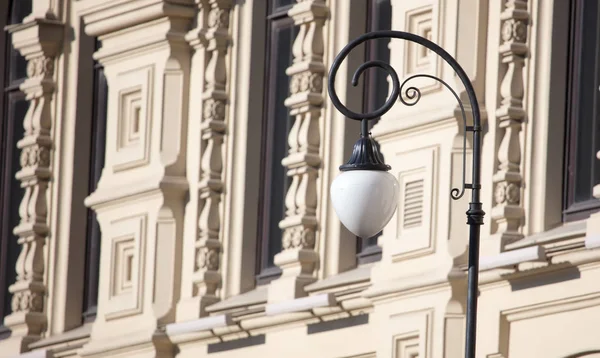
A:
[379,309,433,358]
[403,5,440,95]
[112,66,154,172]
[104,214,147,320]
[376,0,452,135]
[391,0,442,96]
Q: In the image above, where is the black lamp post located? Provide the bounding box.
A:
[327,31,484,358]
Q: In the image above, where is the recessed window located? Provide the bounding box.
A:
[0,0,32,339]
[82,38,108,323]
[255,0,297,284]
[563,0,600,222]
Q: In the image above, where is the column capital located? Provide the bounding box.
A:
[8,18,64,60]
[78,0,196,38]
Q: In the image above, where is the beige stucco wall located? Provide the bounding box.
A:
[1,0,600,357]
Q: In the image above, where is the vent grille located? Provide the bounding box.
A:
[403,179,424,229]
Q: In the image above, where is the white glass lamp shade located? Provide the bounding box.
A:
[330,170,399,239]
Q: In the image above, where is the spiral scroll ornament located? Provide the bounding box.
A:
[327,30,481,201]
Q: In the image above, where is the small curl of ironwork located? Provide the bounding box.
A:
[398,77,422,107]
[398,74,469,200]
[328,30,481,201]
[340,59,401,120]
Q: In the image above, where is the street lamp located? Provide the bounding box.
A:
[328,31,484,358]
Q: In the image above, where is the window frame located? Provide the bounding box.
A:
[81,38,107,323]
[255,1,297,284]
[0,0,31,339]
[563,0,600,222]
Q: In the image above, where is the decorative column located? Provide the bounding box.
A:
[177,0,232,320]
[268,0,329,303]
[491,0,529,249]
[2,16,63,353]
[79,0,193,355]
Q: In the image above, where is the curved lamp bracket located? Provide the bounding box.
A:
[327,30,482,205]
[327,30,485,358]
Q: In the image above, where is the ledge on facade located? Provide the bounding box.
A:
[20,324,91,357]
[265,293,336,316]
[479,221,589,272]
[362,267,454,301]
[478,221,600,285]
[479,246,547,272]
[85,175,188,210]
[206,286,268,314]
[77,0,196,38]
[10,350,49,358]
[165,271,376,344]
[505,221,586,251]
[304,264,373,294]
[479,248,600,288]
[586,235,600,249]
[165,314,232,337]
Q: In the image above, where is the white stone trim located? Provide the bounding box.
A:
[479,246,546,271]
[585,235,600,250]
[165,314,233,337]
[11,350,49,358]
[506,220,586,251]
[265,293,336,316]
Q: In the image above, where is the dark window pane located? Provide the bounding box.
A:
[8,45,27,85]
[265,22,295,267]
[563,0,600,221]
[573,0,598,202]
[9,0,32,24]
[1,0,32,336]
[6,0,31,86]
[364,0,392,115]
[82,52,107,322]
[356,0,391,264]
[256,5,297,283]
[272,0,294,14]
[0,92,27,325]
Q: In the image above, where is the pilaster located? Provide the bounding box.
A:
[78,0,194,356]
[268,0,329,303]
[490,0,529,250]
[1,16,64,354]
[177,0,233,320]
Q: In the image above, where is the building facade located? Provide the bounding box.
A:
[1,0,600,357]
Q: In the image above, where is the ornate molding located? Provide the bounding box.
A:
[188,0,232,315]
[491,0,529,247]
[3,18,64,349]
[269,0,328,302]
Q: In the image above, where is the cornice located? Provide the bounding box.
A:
[167,287,373,345]
[85,174,189,210]
[7,18,64,58]
[478,246,600,288]
[78,0,195,37]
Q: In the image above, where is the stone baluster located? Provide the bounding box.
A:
[188,0,232,316]
[268,0,328,303]
[491,0,529,248]
[3,17,63,352]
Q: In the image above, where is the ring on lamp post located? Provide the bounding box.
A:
[327,30,485,358]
